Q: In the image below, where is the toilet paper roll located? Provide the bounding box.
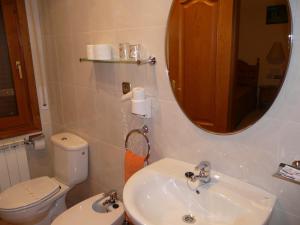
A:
[86,45,95,60]
[33,138,46,151]
[94,44,113,60]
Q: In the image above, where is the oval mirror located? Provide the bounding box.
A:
[166,0,292,134]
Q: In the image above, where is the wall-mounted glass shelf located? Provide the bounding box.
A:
[79,56,156,65]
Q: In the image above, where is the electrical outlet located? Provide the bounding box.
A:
[122,82,131,94]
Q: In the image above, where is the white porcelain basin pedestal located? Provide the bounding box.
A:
[123,158,276,225]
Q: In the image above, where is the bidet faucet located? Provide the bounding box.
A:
[103,190,118,206]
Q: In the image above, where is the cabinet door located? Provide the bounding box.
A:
[169,0,236,132]
[0,0,41,138]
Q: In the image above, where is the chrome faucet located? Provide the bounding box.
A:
[195,161,211,183]
[185,161,211,184]
[102,190,118,206]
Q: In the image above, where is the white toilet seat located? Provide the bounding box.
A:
[52,193,125,225]
[0,177,61,212]
[0,177,69,225]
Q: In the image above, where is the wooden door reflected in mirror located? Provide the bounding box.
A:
[166,0,292,134]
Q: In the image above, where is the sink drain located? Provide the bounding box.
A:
[182,214,196,224]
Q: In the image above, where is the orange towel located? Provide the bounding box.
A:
[124,150,145,224]
[124,149,145,182]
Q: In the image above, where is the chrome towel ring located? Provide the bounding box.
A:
[125,125,150,165]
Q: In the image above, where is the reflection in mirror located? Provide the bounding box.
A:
[0,3,18,118]
[166,0,291,134]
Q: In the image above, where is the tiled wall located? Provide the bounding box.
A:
[37,0,300,224]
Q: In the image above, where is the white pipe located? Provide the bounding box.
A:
[25,0,48,110]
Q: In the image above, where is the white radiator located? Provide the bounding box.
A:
[0,141,30,191]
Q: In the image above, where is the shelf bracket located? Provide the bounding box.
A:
[137,56,156,65]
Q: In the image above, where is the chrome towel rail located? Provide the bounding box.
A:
[0,133,44,149]
[125,125,150,165]
[24,133,45,146]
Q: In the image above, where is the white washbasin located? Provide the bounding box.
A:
[123,158,276,225]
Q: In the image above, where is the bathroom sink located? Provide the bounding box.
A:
[123,158,276,225]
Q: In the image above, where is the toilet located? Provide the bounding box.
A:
[51,193,125,225]
[0,132,89,225]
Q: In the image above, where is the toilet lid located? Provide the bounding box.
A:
[0,176,60,211]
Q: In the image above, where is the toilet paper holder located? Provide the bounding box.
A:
[24,133,45,146]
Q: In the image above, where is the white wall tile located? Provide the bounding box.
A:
[38,0,300,223]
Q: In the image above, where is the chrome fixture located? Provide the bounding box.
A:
[182,214,196,224]
[138,56,156,65]
[274,162,300,186]
[79,56,156,65]
[185,161,211,184]
[24,133,45,146]
[195,161,211,183]
[0,133,45,149]
[292,160,300,169]
[102,190,118,206]
[125,125,150,165]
